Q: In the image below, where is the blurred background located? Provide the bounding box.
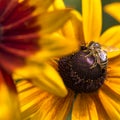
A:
[64,0,119,32]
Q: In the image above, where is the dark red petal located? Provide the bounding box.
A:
[0,50,25,72]
[0,0,42,72]
[0,68,16,91]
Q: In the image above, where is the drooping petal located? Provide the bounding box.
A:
[32,89,74,120]
[98,25,120,59]
[72,94,99,120]
[104,2,120,22]
[13,63,68,97]
[0,69,21,120]
[99,85,120,119]
[82,0,102,43]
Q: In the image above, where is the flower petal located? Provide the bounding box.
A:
[28,0,54,15]
[99,25,120,59]
[108,54,120,66]
[108,66,120,78]
[105,82,120,95]
[0,69,21,120]
[17,80,48,119]
[91,93,110,120]
[52,0,65,9]
[105,75,120,95]
[72,94,99,120]
[17,80,74,120]
[99,85,120,119]
[104,2,120,22]
[82,0,102,43]
[13,63,67,97]
[52,0,77,39]
[38,9,72,34]
[71,10,85,45]
[28,33,79,62]
[32,89,74,120]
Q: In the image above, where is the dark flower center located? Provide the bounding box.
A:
[58,41,107,93]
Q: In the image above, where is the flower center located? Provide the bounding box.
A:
[58,41,107,93]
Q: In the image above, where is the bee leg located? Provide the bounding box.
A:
[90,62,97,69]
[85,51,93,58]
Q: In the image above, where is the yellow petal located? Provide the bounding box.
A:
[91,93,110,120]
[52,0,76,39]
[106,77,120,84]
[61,16,76,39]
[99,85,120,119]
[99,25,120,47]
[0,70,21,120]
[17,80,48,119]
[38,9,72,34]
[107,66,120,77]
[104,2,120,22]
[82,0,102,43]
[107,62,120,94]
[99,25,120,58]
[27,0,54,15]
[105,82,120,95]
[72,94,98,120]
[13,63,67,97]
[71,10,85,46]
[105,76,120,94]
[29,33,79,62]
[53,0,66,9]
[40,33,79,56]
[32,89,74,120]
[108,55,120,66]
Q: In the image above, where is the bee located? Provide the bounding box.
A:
[86,41,108,69]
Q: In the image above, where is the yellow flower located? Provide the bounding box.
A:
[17,0,120,119]
[0,0,78,119]
[104,2,120,22]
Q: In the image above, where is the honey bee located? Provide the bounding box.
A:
[86,41,108,69]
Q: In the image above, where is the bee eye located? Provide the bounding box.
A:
[95,43,101,48]
[88,41,101,49]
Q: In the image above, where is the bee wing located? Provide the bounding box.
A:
[102,45,120,58]
[102,45,120,52]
